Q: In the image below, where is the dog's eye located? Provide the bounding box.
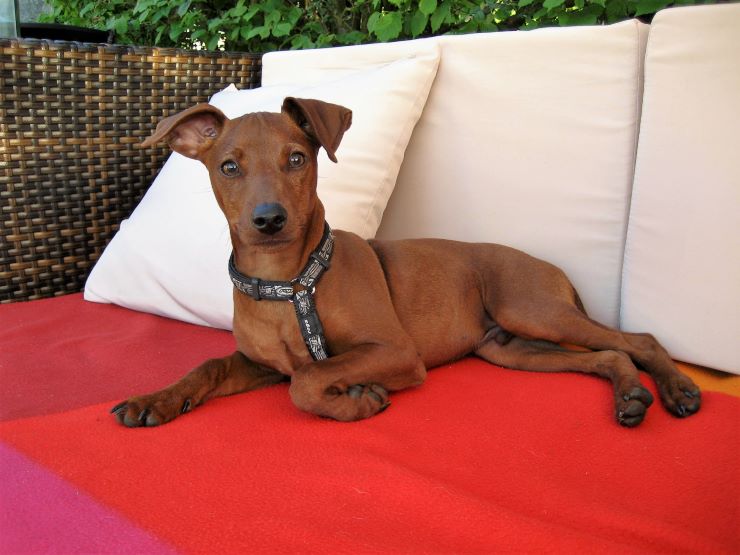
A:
[220,160,240,177]
[288,152,306,169]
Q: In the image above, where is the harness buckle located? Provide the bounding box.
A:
[289,279,316,302]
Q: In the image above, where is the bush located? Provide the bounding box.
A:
[41,0,710,52]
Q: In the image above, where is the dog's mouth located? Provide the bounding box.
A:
[231,219,304,253]
[248,236,294,251]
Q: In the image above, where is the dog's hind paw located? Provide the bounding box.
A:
[655,373,701,418]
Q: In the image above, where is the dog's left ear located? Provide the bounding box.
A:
[282,97,352,163]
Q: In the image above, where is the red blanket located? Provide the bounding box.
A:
[1,295,738,553]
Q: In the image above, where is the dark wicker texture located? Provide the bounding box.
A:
[1,38,262,303]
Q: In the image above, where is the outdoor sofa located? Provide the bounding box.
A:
[1,3,738,553]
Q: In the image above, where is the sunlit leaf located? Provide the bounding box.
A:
[410,10,429,37]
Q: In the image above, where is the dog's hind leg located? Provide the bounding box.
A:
[475,336,655,426]
[502,303,700,419]
[482,265,701,420]
[477,250,700,419]
[556,312,701,418]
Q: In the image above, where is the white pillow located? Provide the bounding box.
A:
[84,45,440,329]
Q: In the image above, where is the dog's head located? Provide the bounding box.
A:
[142,98,352,250]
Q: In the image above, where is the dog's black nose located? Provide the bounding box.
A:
[252,203,288,235]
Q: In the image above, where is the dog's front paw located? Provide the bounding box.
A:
[290,379,390,421]
[110,393,193,428]
[347,383,390,416]
[615,385,654,427]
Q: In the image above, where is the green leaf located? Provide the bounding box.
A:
[136,8,152,24]
[419,0,438,16]
[244,25,269,40]
[243,5,261,23]
[169,23,183,41]
[291,34,314,49]
[316,33,338,46]
[367,11,381,32]
[542,0,566,9]
[151,6,170,23]
[265,10,282,27]
[207,35,221,50]
[177,0,191,17]
[430,1,451,32]
[559,3,604,24]
[634,0,669,16]
[371,11,403,41]
[287,7,302,25]
[410,10,429,36]
[605,0,628,21]
[589,0,606,6]
[113,17,128,35]
[558,11,598,24]
[518,0,535,7]
[191,28,208,41]
[273,22,293,37]
[232,0,248,17]
[133,0,155,15]
[303,21,324,35]
[477,19,499,32]
[493,7,511,22]
[336,30,366,45]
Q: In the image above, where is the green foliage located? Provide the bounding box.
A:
[41,0,711,52]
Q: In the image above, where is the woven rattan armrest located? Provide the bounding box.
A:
[1,38,262,303]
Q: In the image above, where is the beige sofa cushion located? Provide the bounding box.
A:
[264,21,648,327]
[621,4,740,374]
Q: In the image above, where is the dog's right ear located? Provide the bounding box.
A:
[281,97,352,163]
[141,104,227,160]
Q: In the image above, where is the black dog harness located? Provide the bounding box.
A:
[228,222,334,361]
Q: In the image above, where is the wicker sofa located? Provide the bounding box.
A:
[1,6,739,553]
[0,39,261,303]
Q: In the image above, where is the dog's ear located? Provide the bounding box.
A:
[281,97,352,163]
[141,104,227,160]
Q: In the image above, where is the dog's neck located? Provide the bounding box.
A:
[232,202,327,282]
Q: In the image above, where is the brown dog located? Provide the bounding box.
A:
[112,97,701,427]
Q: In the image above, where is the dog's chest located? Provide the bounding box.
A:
[232,296,311,375]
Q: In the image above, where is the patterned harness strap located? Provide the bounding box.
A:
[228,223,334,361]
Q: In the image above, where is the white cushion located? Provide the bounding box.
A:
[621,4,740,373]
[84,44,440,329]
[264,21,648,327]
